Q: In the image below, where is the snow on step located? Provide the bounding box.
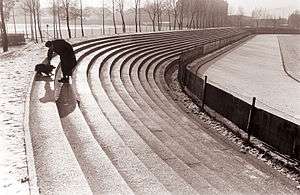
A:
[54,70,134,194]
[72,48,169,194]
[29,78,92,195]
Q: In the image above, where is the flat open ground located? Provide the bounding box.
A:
[197,34,300,125]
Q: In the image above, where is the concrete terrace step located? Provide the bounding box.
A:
[54,71,134,194]
[72,39,171,194]
[29,76,93,195]
[27,29,298,194]
[110,37,273,193]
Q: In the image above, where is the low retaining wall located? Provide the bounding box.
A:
[0,34,26,46]
[178,30,300,159]
[246,27,300,34]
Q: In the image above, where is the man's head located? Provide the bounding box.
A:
[45,41,52,48]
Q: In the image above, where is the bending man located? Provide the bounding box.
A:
[46,40,77,83]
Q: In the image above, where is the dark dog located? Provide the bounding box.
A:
[35,64,55,76]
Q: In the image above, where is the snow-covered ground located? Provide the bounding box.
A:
[197,35,300,125]
[0,43,48,194]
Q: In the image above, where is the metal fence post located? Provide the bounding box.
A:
[201,76,208,111]
[247,97,256,142]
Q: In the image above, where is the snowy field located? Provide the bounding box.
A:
[197,35,300,125]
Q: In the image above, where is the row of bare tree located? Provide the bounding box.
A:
[1,0,228,52]
[145,0,228,32]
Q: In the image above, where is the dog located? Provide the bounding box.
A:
[35,64,55,76]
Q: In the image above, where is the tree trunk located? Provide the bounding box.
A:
[120,10,126,33]
[135,0,138,32]
[168,13,171,30]
[74,17,76,37]
[57,1,62,38]
[53,0,56,38]
[152,19,155,31]
[24,12,28,38]
[157,13,160,31]
[37,2,43,42]
[66,5,71,38]
[12,8,17,34]
[112,0,116,34]
[138,0,141,32]
[32,2,38,43]
[102,0,105,35]
[80,0,84,36]
[173,13,177,30]
[0,0,8,52]
[29,7,34,40]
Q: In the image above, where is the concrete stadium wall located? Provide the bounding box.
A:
[178,31,300,158]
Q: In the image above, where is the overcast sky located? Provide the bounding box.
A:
[41,0,300,16]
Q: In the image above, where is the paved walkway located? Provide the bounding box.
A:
[197,34,300,125]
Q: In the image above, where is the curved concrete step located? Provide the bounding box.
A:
[54,70,134,194]
[95,31,251,192]
[123,50,254,192]
[88,36,216,194]
[29,75,93,194]
[72,40,171,194]
[133,39,296,194]
[100,32,296,193]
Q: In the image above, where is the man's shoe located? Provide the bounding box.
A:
[58,77,69,83]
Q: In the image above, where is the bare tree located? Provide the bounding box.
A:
[51,0,59,39]
[20,3,29,38]
[138,0,141,32]
[101,2,104,35]
[31,0,38,42]
[57,0,62,38]
[62,0,72,38]
[79,0,84,36]
[155,0,163,31]
[21,0,34,40]
[252,8,264,27]
[134,0,140,32]
[171,0,177,30]
[11,6,16,33]
[117,0,126,33]
[145,0,157,31]
[111,0,116,34]
[36,0,43,42]
[164,0,174,30]
[288,10,300,28]
[177,0,184,29]
[237,6,244,27]
[0,0,8,52]
[69,3,80,37]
